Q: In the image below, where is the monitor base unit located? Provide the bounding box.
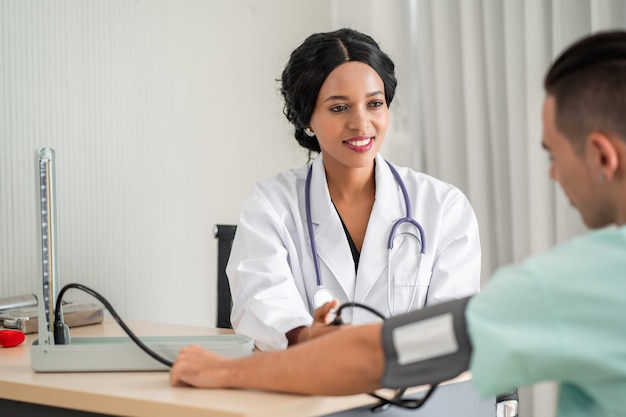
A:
[31,334,254,372]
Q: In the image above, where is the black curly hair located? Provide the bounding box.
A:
[280,28,397,153]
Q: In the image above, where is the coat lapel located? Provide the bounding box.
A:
[308,156,357,300]
[354,155,405,303]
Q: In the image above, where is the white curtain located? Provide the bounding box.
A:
[333,0,626,416]
[411,0,626,274]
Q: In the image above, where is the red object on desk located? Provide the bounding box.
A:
[0,329,25,347]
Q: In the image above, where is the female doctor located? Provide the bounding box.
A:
[227,28,481,352]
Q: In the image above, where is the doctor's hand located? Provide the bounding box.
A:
[286,300,348,346]
[170,344,227,388]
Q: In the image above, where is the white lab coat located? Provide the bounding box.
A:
[227,153,481,351]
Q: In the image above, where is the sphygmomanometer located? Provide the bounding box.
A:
[332,297,472,412]
[32,147,253,373]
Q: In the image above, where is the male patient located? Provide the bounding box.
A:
[170,30,626,417]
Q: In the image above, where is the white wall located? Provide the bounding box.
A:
[0,0,333,326]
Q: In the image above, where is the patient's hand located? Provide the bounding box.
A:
[170,344,227,388]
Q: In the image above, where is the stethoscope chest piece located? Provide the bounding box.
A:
[313,288,335,309]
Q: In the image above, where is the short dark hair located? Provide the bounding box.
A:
[544,30,626,152]
[280,28,397,152]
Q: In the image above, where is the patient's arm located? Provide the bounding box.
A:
[170,297,472,395]
[170,323,384,396]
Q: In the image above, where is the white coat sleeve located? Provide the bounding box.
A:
[227,186,313,352]
[426,190,481,305]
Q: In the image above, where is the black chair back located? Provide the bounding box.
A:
[214,224,237,329]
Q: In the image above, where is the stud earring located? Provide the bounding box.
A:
[304,127,315,137]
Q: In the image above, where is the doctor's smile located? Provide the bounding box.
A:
[343,136,374,152]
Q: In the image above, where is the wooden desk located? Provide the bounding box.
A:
[1,318,463,417]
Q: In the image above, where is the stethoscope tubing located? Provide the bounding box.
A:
[305,160,427,312]
[384,160,426,253]
[305,164,324,288]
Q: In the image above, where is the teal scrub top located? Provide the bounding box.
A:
[467,226,626,417]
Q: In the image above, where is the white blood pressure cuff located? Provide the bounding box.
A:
[380,297,472,389]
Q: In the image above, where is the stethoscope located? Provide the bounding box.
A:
[305,160,427,316]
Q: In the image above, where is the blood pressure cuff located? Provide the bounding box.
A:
[380,296,472,389]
